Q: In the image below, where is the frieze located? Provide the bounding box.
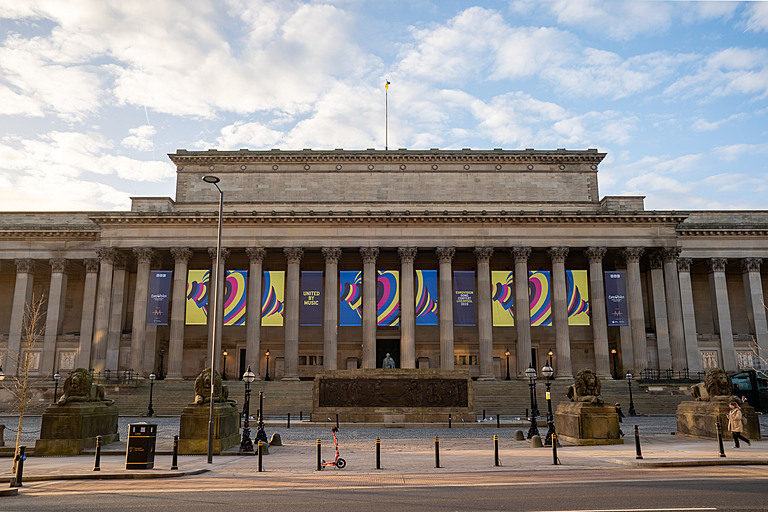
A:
[318,378,468,408]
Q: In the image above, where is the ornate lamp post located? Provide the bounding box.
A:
[610,348,618,379]
[626,371,637,416]
[264,349,271,381]
[547,348,554,366]
[504,349,511,381]
[238,366,255,455]
[53,371,61,404]
[525,363,539,439]
[255,390,268,445]
[145,372,156,417]
[222,350,228,380]
[541,363,556,446]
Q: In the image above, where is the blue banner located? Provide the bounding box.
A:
[453,271,476,326]
[604,271,629,326]
[415,270,438,326]
[147,270,173,325]
[339,270,362,326]
[300,271,323,326]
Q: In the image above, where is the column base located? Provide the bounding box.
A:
[165,374,184,381]
[281,376,301,381]
[477,374,497,382]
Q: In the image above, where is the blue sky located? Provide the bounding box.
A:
[0,0,767,211]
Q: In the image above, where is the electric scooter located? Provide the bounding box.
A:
[321,426,347,469]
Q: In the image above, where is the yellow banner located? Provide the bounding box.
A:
[261,270,285,326]
[185,270,210,325]
[567,270,590,326]
[491,270,515,326]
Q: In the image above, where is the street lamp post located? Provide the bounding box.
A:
[203,175,224,464]
[626,372,637,416]
[610,348,618,379]
[222,350,228,380]
[504,349,511,381]
[255,390,268,445]
[525,363,539,439]
[239,366,255,455]
[547,348,554,367]
[541,363,556,446]
[145,372,156,417]
[53,371,61,404]
[264,349,271,381]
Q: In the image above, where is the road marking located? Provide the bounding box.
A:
[532,509,716,512]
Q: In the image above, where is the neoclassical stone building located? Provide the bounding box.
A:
[0,148,766,381]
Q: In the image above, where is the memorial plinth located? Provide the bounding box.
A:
[311,369,475,423]
[676,401,762,440]
[555,402,623,445]
[35,402,119,455]
[178,402,240,454]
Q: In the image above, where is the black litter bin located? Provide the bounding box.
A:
[126,423,157,469]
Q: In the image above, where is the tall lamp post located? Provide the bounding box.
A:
[626,371,637,416]
[222,350,228,380]
[525,363,539,439]
[541,363,556,446]
[504,349,511,381]
[53,371,61,404]
[203,174,224,464]
[238,366,255,455]
[145,372,156,417]
[264,349,271,381]
[610,348,618,379]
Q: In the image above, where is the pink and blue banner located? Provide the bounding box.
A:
[415,270,438,326]
[261,271,285,326]
[147,270,172,326]
[340,270,362,326]
[300,271,323,326]
[223,271,247,326]
[491,271,515,326]
[528,271,552,326]
[453,271,476,326]
[377,270,400,326]
[567,270,590,325]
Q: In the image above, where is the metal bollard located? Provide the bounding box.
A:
[716,421,726,458]
[376,438,381,470]
[435,437,440,468]
[93,435,102,471]
[497,415,500,428]
[287,413,291,429]
[336,414,339,429]
[448,414,452,429]
[258,441,264,472]
[300,411,303,421]
[12,445,25,487]
[552,433,559,465]
[494,435,499,466]
[483,409,486,420]
[317,439,322,471]
[171,435,179,470]
[634,425,643,460]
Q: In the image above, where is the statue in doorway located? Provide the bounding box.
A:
[382,353,396,369]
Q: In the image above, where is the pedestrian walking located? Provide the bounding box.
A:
[727,401,751,448]
[615,403,625,437]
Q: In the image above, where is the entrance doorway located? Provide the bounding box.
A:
[239,348,246,380]
[376,339,400,368]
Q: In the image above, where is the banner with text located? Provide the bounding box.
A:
[300,271,323,326]
[529,271,552,326]
[604,271,629,326]
[491,271,515,326]
[339,270,362,326]
[147,270,173,326]
[453,271,476,326]
[377,270,400,326]
[261,270,285,326]
[566,270,591,325]
[415,270,438,326]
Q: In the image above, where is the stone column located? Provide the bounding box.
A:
[207,247,229,373]
[246,248,266,378]
[585,247,610,378]
[322,248,341,370]
[106,254,127,372]
[743,258,768,357]
[709,258,737,372]
[513,247,532,377]
[77,259,100,369]
[7,259,35,376]
[649,252,672,372]
[437,247,456,371]
[92,248,116,373]
[361,247,379,369]
[41,258,68,376]
[474,247,494,380]
[662,248,686,371]
[283,247,303,380]
[678,258,702,374]
[623,248,647,373]
[130,248,153,376]
[167,248,192,380]
[399,247,418,369]
[548,247,572,378]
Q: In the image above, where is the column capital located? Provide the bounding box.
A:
[113,252,127,270]
[170,247,193,264]
[742,257,762,273]
[399,247,418,263]
[208,247,230,262]
[662,247,681,262]
[246,247,267,263]
[436,246,455,263]
[548,246,569,263]
[14,258,34,274]
[709,257,728,273]
[96,247,118,263]
[49,258,68,274]
[584,247,606,264]
[511,246,531,263]
[84,258,100,273]
[322,247,342,264]
[622,247,644,264]
[677,257,692,273]
[284,247,304,264]
[473,247,493,263]
[360,247,379,264]
[649,251,664,270]
[132,247,154,265]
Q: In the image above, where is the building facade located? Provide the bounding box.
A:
[1,149,766,381]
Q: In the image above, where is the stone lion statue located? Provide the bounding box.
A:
[690,368,735,402]
[566,368,602,404]
[193,368,231,404]
[56,368,113,405]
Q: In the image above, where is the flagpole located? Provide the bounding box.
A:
[385,83,388,151]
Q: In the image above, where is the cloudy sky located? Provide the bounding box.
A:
[1,0,767,212]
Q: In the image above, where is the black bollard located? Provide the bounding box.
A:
[336,414,339,430]
[483,409,486,420]
[12,445,25,487]
[552,433,559,465]
[448,414,452,429]
[435,437,440,468]
[376,438,381,470]
[287,413,291,429]
[300,411,303,421]
[258,441,264,472]
[497,415,500,428]
[634,425,643,460]
[494,435,499,467]
[171,435,179,470]
[93,435,102,471]
[716,421,726,458]
[317,439,322,471]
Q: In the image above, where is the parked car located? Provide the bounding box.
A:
[731,369,768,413]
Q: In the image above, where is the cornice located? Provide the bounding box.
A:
[677,227,768,237]
[0,229,99,239]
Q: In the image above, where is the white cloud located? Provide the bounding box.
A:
[122,125,156,151]
[691,112,748,132]
[713,141,768,161]
[744,1,768,32]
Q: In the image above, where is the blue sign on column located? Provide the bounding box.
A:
[604,271,629,326]
[147,270,173,325]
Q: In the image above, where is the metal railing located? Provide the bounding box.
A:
[639,368,704,382]
[89,368,138,383]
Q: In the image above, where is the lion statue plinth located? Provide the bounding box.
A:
[193,368,232,405]
[56,368,113,405]
[690,368,737,402]
[566,368,603,404]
